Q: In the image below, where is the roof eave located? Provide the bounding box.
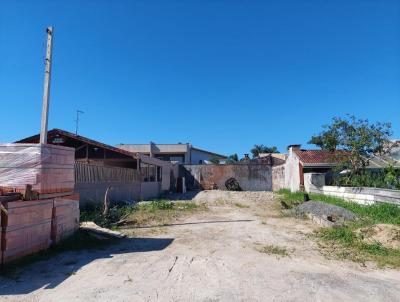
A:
[301,162,338,168]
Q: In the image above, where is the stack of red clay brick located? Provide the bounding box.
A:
[0,143,75,196]
[0,144,79,265]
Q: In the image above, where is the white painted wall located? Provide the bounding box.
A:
[304,172,400,205]
[284,147,300,192]
[190,148,223,164]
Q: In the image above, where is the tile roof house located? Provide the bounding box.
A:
[258,153,287,166]
[284,145,348,192]
[293,149,348,167]
[367,140,400,169]
[284,142,400,192]
[117,142,226,164]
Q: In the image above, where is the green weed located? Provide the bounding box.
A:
[277,189,400,268]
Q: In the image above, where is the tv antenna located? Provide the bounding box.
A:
[75,110,84,135]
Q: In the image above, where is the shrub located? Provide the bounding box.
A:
[334,166,400,190]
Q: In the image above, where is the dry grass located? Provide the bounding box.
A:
[126,201,208,227]
[234,202,250,208]
[255,244,291,258]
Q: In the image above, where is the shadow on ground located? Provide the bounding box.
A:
[132,219,254,229]
[0,236,173,296]
[161,190,202,201]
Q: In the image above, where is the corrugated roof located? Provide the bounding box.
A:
[367,154,400,169]
[294,149,347,166]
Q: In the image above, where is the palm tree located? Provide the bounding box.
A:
[250,145,279,158]
[225,153,239,164]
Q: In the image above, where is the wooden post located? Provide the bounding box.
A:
[40,26,54,144]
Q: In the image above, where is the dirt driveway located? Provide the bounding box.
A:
[1,191,400,302]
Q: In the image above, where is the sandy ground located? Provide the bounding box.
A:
[1,190,400,302]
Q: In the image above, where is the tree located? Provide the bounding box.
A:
[250,145,279,158]
[225,153,239,164]
[309,115,392,175]
[308,118,343,151]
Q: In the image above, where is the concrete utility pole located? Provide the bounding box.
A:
[39,26,54,144]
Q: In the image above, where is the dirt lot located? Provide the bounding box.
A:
[1,191,400,302]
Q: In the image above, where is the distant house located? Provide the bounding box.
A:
[16,129,173,202]
[284,142,400,192]
[367,140,400,169]
[117,142,227,164]
[285,144,347,192]
[258,153,287,166]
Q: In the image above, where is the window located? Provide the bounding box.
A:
[157,166,162,182]
[140,162,149,182]
[149,165,156,182]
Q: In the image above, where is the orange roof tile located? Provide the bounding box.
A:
[294,149,348,166]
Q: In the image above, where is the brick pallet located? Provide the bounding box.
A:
[51,194,80,244]
[0,143,79,265]
[1,199,53,264]
[0,143,75,195]
[1,195,80,265]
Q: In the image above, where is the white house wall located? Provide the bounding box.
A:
[284,148,301,192]
[190,148,219,164]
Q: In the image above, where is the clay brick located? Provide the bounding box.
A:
[1,199,54,264]
[51,194,80,244]
[0,144,75,195]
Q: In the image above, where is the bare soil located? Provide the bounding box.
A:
[1,190,400,302]
[356,224,400,249]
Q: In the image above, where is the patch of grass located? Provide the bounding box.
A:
[138,200,174,211]
[234,202,250,208]
[80,204,136,228]
[317,227,400,268]
[256,244,290,258]
[276,189,305,209]
[81,200,208,229]
[174,202,199,211]
[277,189,400,226]
[137,200,203,212]
[308,193,400,226]
[128,200,207,227]
[278,189,400,268]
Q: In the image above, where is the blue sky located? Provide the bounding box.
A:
[1,0,399,157]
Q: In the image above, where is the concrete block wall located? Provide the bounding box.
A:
[141,182,162,200]
[304,172,400,206]
[75,181,162,206]
[272,164,286,191]
[180,164,273,191]
[75,182,141,207]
